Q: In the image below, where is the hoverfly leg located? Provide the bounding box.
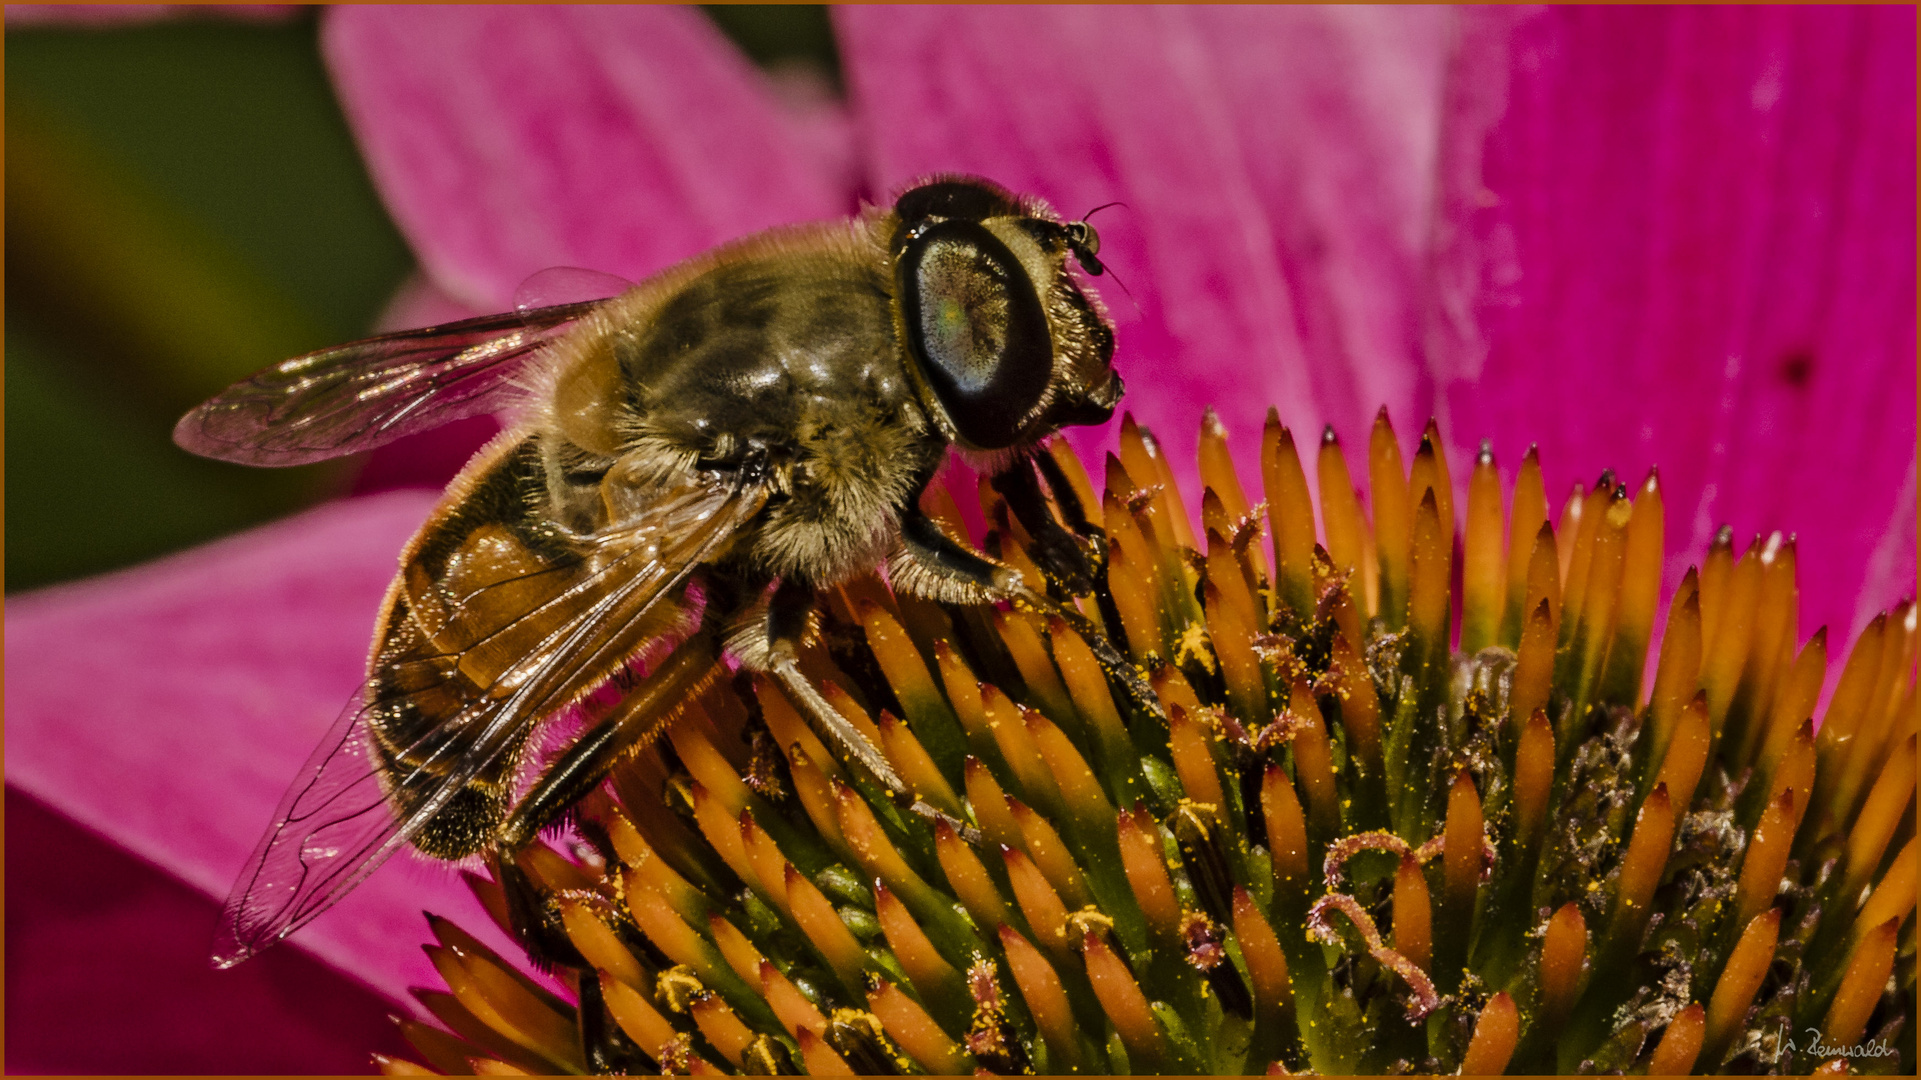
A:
[1032,444,1101,537]
[765,578,908,793]
[764,580,983,845]
[1029,450,1130,638]
[765,658,906,795]
[577,965,654,1074]
[897,506,1170,736]
[989,457,1101,596]
[492,632,721,967]
[497,633,720,852]
[489,851,584,971]
[896,509,1018,600]
[767,659,977,840]
[1006,581,1169,731]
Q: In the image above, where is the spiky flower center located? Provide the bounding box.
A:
[380,409,1915,1077]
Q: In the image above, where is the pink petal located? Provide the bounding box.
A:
[322,6,855,311]
[846,7,1912,643]
[837,6,1455,503]
[1434,7,1916,643]
[6,789,408,1072]
[5,491,529,1005]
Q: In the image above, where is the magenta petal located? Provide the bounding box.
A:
[4,491,528,1005]
[323,6,855,310]
[6,789,410,1072]
[838,6,1454,496]
[1435,7,1916,641]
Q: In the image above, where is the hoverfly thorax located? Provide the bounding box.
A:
[889,177,1121,452]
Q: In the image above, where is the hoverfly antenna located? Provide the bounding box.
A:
[1103,263,1142,318]
[1065,203,1139,317]
[1066,201,1130,277]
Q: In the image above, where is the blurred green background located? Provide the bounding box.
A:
[5,6,839,593]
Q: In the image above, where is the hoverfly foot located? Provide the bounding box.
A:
[1008,583,1168,727]
[492,848,587,972]
[577,967,655,1073]
[905,798,986,847]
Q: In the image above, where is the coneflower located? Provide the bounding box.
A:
[377,408,1915,1076]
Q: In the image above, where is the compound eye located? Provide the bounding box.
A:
[898,219,1053,449]
[895,179,1019,227]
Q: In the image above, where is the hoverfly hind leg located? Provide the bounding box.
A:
[575,954,655,1073]
[489,850,584,972]
[491,633,722,969]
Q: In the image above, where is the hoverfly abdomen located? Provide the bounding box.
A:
[363,438,556,859]
[367,434,698,861]
[363,620,517,862]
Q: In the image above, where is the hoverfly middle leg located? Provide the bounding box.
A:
[492,631,722,968]
[763,578,984,846]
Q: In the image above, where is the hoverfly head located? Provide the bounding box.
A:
[890,176,1121,452]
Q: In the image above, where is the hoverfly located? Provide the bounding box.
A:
[180,176,1150,968]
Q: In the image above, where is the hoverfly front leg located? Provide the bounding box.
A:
[896,503,1171,738]
[988,455,1102,597]
[492,632,721,968]
[1029,451,1140,663]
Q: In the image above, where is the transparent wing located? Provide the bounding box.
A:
[513,266,634,313]
[212,470,769,966]
[175,300,608,467]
